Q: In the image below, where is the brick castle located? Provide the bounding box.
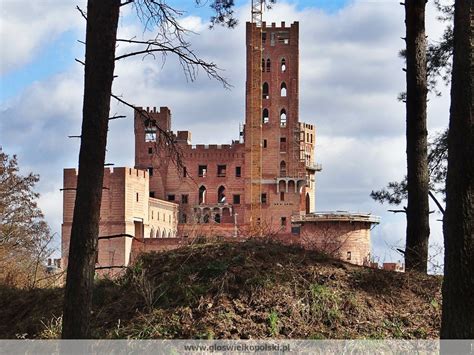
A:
[62,20,380,274]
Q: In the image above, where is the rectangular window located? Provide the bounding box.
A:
[263,139,267,148]
[217,165,227,177]
[235,166,241,177]
[145,129,156,142]
[136,193,139,202]
[233,194,241,204]
[198,165,207,177]
[280,137,287,152]
[148,167,153,176]
[151,211,154,219]
[183,166,187,177]
[149,191,155,198]
[281,217,287,226]
[280,191,285,201]
[181,194,188,204]
[167,195,175,202]
[148,147,153,154]
[261,193,267,204]
[347,251,352,261]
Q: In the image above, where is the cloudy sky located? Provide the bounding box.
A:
[0,0,450,271]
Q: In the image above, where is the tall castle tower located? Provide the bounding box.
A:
[244,21,316,233]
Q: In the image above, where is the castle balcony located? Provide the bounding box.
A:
[306,163,322,172]
[192,203,234,223]
[276,176,308,193]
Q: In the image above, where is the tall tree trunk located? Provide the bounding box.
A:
[441,0,473,339]
[404,0,430,273]
[62,0,120,338]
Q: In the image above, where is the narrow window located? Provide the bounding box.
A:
[261,193,267,204]
[280,160,287,177]
[148,147,153,154]
[180,213,187,223]
[281,217,287,226]
[136,193,139,202]
[181,194,188,204]
[262,58,265,72]
[233,194,241,204]
[235,166,241,177]
[183,166,187,177]
[198,165,207,177]
[347,251,352,261]
[263,139,267,148]
[218,186,226,203]
[281,58,286,72]
[280,191,285,201]
[262,82,269,99]
[280,82,287,97]
[167,195,175,202]
[266,58,271,72]
[280,109,287,127]
[199,186,206,204]
[152,211,154,219]
[280,137,287,152]
[148,167,153,176]
[262,108,269,123]
[217,165,226,177]
[262,32,267,44]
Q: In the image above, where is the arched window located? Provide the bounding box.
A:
[280,109,287,127]
[203,214,210,223]
[168,231,172,238]
[218,186,226,203]
[214,214,221,223]
[262,82,269,99]
[150,228,155,238]
[156,227,161,238]
[262,58,265,72]
[199,185,206,204]
[266,58,271,72]
[281,58,286,72]
[162,230,166,238]
[262,108,269,124]
[280,82,287,97]
[280,161,287,177]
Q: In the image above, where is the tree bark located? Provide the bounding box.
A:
[62,0,121,338]
[404,0,430,273]
[441,0,474,339]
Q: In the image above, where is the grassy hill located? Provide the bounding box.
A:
[0,239,442,339]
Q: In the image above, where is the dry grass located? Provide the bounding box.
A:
[0,239,442,339]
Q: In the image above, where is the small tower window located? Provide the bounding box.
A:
[280,109,287,127]
[266,58,271,72]
[280,160,287,177]
[262,82,269,99]
[262,108,269,124]
[262,58,265,72]
[280,82,287,97]
[281,58,286,72]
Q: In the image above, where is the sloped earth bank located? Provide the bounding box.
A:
[0,239,442,339]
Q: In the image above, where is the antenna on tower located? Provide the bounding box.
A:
[251,0,263,26]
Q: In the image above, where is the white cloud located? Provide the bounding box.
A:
[0,0,86,75]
